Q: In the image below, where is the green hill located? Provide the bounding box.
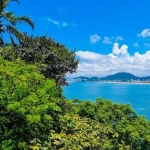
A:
[100,72,138,81]
[73,72,150,82]
[74,76,89,80]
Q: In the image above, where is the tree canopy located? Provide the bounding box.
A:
[0,57,61,149]
[0,35,79,86]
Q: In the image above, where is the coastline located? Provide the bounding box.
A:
[97,81,150,85]
[67,80,150,85]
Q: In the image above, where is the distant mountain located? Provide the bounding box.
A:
[100,72,138,81]
[140,76,150,80]
[73,72,150,82]
[73,76,89,80]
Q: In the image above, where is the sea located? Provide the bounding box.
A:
[63,81,150,121]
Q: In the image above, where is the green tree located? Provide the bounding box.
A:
[0,35,79,86]
[41,114,116,150]
[77,98,137,124]
[0,57,61,149]
[76,98,150,149]
[0,0,34,45]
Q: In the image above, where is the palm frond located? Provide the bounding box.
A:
[0,0,8,13]
[2,12,16,25]
[6,25,24,42]
[0,0,4,13]
[0,0,19,13]
[10,35,15,45]
[15,16,34,29]
[0,37,4,46]
[0,20,5,32]
[2,12,35,30]
[0,0,34,44]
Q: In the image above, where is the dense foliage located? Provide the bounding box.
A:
[0,35,79,86]
[0,57,62,149]
[76,99,150,149]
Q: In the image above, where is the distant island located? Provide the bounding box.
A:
[69,72,150,83]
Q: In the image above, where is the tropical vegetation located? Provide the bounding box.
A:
[0,0,150,150]
[0,0,34,46]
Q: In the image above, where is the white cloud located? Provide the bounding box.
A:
[115,36,124,42]
[107,53,117,58]
[112,43,128,56]
[103,36,112,44]
[68,43,150,77]
[138,28,150,37]
[103,36,124,44]
[90,34,101,44]
[42,17,75,27]
[134,43,139,47]
[76,51,103,60]
[46,17,60,25]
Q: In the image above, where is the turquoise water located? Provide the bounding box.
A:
[63,82,150,121]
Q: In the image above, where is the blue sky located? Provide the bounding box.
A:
[7,0,150,77]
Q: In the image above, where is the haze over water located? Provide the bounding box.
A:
[63,82,150,121]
